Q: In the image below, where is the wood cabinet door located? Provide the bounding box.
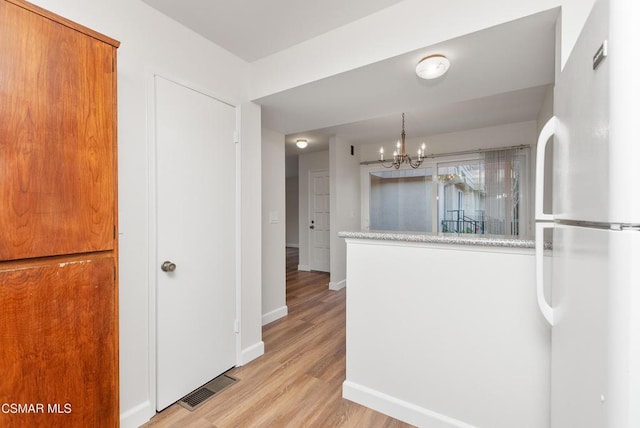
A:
[0,255,118,427]
[0,0,116,261]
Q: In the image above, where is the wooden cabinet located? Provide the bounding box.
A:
[0,0,117,261]
[0,256,118,426]
[0,0,119,426]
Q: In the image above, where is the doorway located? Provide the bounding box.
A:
[152,75,237,410]
[308,170,330,272]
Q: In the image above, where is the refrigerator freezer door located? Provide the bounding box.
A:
[608,0,640,223]
[554,0,640,224]
[553,0,609,223]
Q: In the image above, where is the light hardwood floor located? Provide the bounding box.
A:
[144,247,413,427]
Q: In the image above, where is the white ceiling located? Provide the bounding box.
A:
[141,0,406,62]
[260,9,557,151]
[141,1,558,169]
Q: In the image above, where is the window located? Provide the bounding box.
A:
[369,168,433,232]
[362,147,530,237]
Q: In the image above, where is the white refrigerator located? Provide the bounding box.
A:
[535,0,640,427]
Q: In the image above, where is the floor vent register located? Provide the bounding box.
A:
[178,373,238,411]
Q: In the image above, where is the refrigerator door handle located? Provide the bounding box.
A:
[535,222,554,326]
[535,116,556,221]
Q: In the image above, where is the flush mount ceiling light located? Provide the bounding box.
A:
[415,54,450,79]
[296,139,308,149]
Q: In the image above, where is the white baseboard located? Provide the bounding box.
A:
[120,400,155,428]
[329,279,346,291]
[286,243,299,248]
[239,341,264,365]
[342,380,476,428]
[262,305,288,326]
[298,264,310,271]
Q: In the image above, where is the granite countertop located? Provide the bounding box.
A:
[338,230,551,249]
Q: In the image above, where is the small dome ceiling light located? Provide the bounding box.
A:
[415,54,450,79]
[296,139,308,149]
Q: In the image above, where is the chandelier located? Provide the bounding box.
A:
[379,113,426,169]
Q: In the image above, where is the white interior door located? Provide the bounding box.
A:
[309,170,330,272]
[155,76,236,411]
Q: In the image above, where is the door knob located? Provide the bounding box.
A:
[161,261,176,272]
[309,225,315,229]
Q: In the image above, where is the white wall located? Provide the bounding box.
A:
[297,151,330,271]
[285,155,299,178]
[329,138,361,290]
[249,0,595,100]
[239,102,264,364]
[261,128,287,325]
[286,177,300,247]
[536,85,555,135]
[343,239,551,427]
[25,1,262,426]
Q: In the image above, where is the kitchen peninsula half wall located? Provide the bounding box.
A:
[340,231,551,428]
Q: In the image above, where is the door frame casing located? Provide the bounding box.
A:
[146,69,242,414]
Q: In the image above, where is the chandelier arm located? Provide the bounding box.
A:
[379,159,397,168]
[404,155,424,169]
[408,158,421,168]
